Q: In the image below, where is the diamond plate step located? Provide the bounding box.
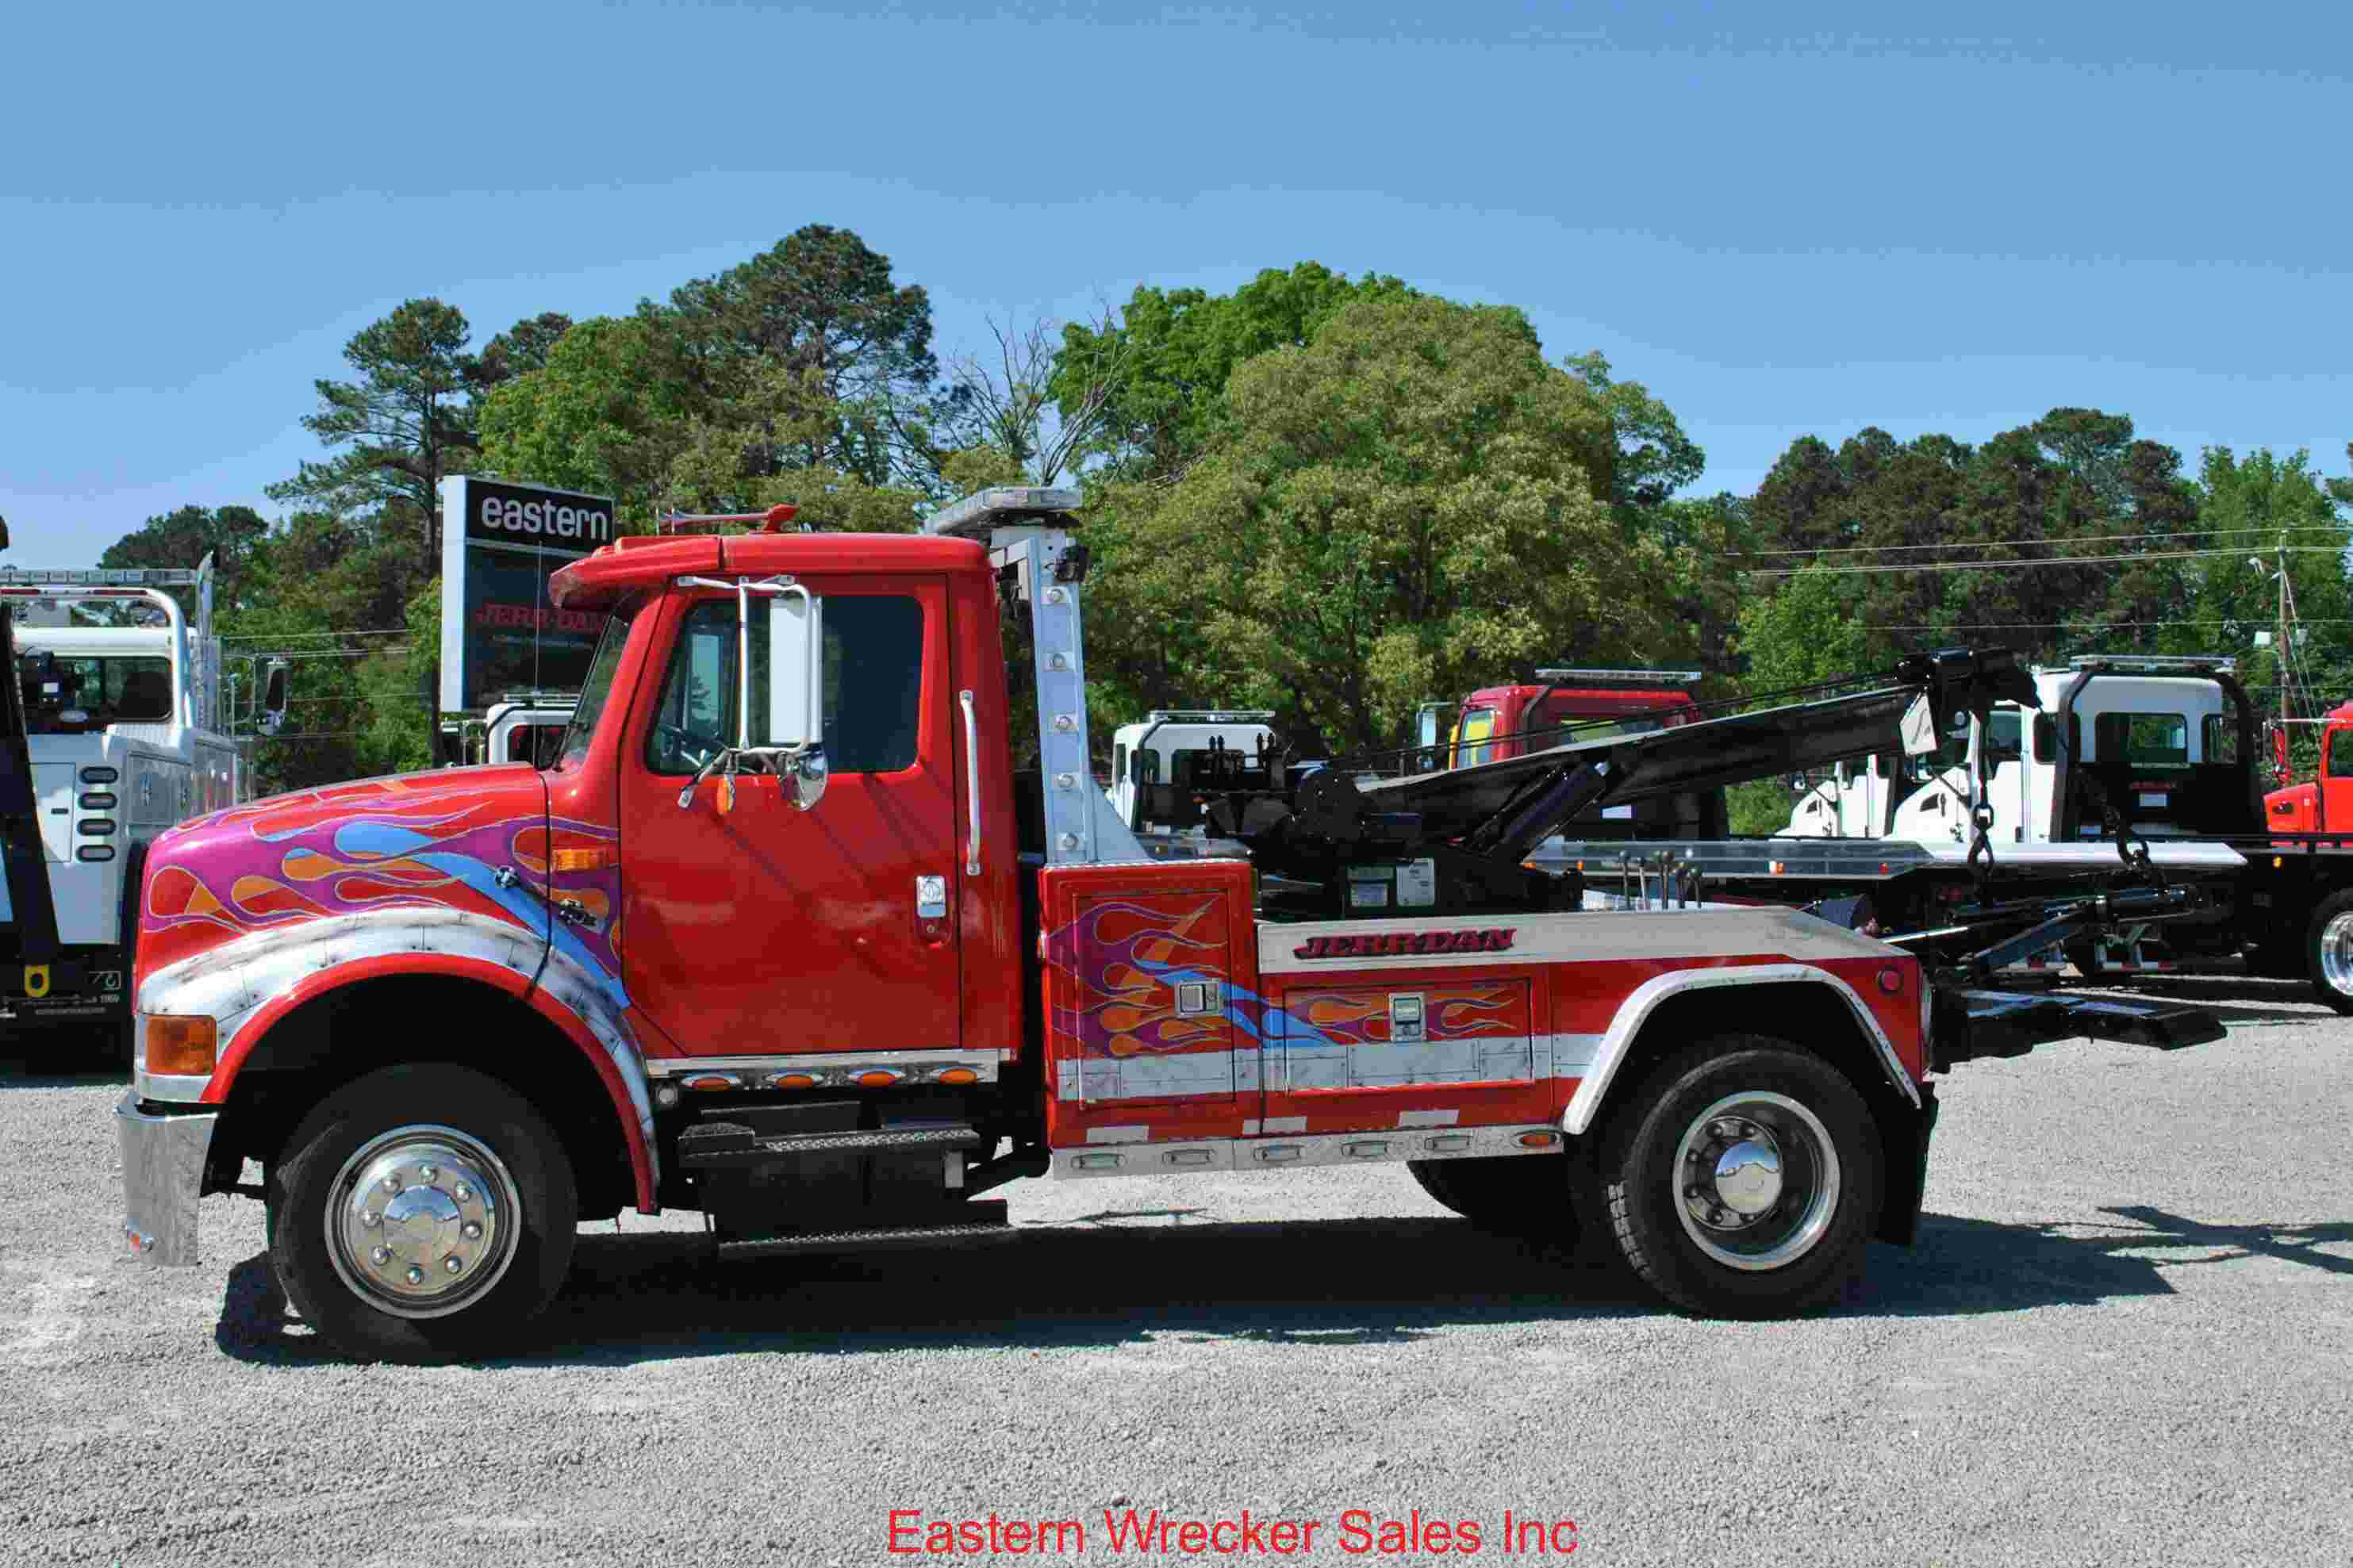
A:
[716,1202,1015,1260]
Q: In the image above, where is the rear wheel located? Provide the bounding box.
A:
[2305,891,2353,1015]
[1581,1037,1881,1318]
[269,1064,576,1362]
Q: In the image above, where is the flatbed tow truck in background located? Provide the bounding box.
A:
[117,490,2221,1361]
[2,562,273,1056]
[1527,652,2353,1007]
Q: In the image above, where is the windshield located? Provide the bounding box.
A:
[553,604,637,771]
[13,652,173,731]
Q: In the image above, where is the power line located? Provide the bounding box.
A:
[1741,523,2352,562]
[1741,545,2351,580]
[1869,618,2353,631]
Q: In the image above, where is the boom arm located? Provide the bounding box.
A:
[1258,648,2036,868]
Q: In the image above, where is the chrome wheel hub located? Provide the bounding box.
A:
[2321,913,2353,997]
[1672,1092,1840,1271]
[325,1126,519,1319]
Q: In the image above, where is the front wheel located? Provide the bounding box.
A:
[2305,891,2353,1015]
[269,1064,577,1362]
[1582,1038,1881,1318]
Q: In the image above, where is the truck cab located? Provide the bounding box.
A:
[1446,669,1722,838]
[1783,656,2255,847]
[2,563,248,1040]
[1107,710,1279,834]
[2260,700,2353,834]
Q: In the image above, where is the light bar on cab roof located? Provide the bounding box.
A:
[0,568,201,587]
[2065,653,2236,675]
[1144,710,1277,724]
[923,487,1083,539]
[1533,667,1703,685]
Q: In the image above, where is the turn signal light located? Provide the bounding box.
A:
[144,1014,218,1077]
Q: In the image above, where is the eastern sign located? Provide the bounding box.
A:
[438,476,617,713]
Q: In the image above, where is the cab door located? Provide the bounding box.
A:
[616,574,962,1056]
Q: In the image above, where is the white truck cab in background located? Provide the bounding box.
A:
[1107,709,1280,834]
[2,561,269,1044]
[1782,656,2236,845]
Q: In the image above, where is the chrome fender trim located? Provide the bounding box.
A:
[1561,963,1920,1137]
[133,907,656,1183]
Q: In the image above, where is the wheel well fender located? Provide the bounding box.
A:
[205,964,654,1220]
[1562,966,1928,1244]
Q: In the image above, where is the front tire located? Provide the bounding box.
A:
[2305,891,2353,1015]
[269,1064,576,1362]
[1583,1038,1881,1319]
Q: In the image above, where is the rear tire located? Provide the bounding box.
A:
[1580,1037,1881,1319]
[2305,891,2353,1015]
[269,1064,576,1363]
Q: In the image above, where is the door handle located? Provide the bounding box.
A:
[959,689,981,875]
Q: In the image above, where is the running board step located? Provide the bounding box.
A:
[716,1201,1014,1260]
[680,1123,983,1170]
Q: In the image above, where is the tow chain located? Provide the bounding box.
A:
[1967,801,1997,890]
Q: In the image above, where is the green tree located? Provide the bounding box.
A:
[641,224,942,487]
[1728,565,1867,832]
[476,316,699,524]
[467,311,575,392]
[97,504,271,614]
[1082,293,1639,754]
[1051,262,1417,483]
[268,298,481,556]
[2173,448,2353,772]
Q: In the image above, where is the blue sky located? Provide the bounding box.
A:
[5,1,2347,566]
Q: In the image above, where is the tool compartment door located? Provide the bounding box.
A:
[1038,859,1256,1146]
[1265,966,1552,1133]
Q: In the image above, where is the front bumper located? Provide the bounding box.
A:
[116,1094,217,1266]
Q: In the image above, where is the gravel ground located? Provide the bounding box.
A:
[4,978,2351,1567]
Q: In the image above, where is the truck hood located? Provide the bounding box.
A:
[138,766,553,980]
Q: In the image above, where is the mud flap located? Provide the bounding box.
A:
[1940,988,2228,1064]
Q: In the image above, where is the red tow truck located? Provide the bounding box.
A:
[116,490,2221,1360]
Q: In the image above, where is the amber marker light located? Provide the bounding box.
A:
[144,1015,218,1077]
[855,1069,903,1088]
[770,1072,819,1091]
[681,1073,739,1092]
[935,1068,979,1086]
[1517,1131,1560,1149]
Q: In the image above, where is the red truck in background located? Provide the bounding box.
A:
[115,490,2221,1361]
[1422,669,1722,839]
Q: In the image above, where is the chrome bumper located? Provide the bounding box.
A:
[116,1093,217,1267]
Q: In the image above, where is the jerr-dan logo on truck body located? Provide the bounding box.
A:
[1293,929,1516,960]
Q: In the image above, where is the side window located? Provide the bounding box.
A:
[821,596,923,772]
[2202,714,2238,765]
[1113,743,1128,783]
[1138,749,1161,784]
[646,593,924,776]
[1457,710,1496,768]
[2093,711,2190,767]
